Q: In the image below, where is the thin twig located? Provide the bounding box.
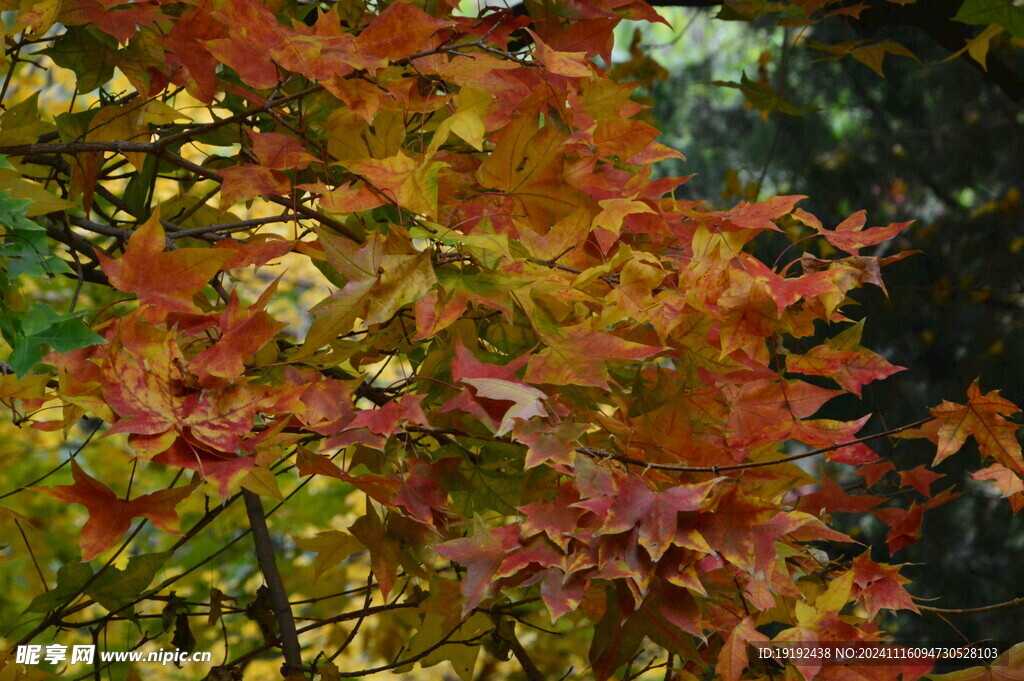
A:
[166,214,301,240]
[919,597,1024,615]
[577,417,934,473]
[14,519,48,590]
[328,572,374,662]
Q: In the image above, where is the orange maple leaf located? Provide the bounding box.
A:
[96,211,232,313]
[219,164,290,206]
[523,325,662,389]
[717,616,769,681]
[354,2,451,62]
[101,318,289,454]
[930,380,1024,475]
[190,287,285,386]
[246,130,317,171]
[34,461,194,561]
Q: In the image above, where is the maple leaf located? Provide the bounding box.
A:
[219,165,290,206]
[292,530,362,579]
[519,484,585,551]
[416,269,516,338]
[790,416,881,464]
[460,378,546,436]
[803,209,912,254]
[858,460,897,487]
[722,195,805,232]
[589,581,701,681]
[718,616,770,681]
[928,380,1024,474]
[787,320,905,396]
[442,343,543,434]
[300,230,437,354]
[212,236,293,269]
[189,287,285,386]
[590,119,662,162]
[524,324,662,389]
[293,448,400,506]
[475,112,590,228]
[539,569,588,621]
[96,211,232,313]
[590,198,656,253]
[348,504,401,600]
[874,489,956,554]
[528,31,593,77]
[200,0,285,88]
[874,504,925,554]
[514,419,586,468]
[152,438,254,498]
[971,463,1024,498]
[851,40,918,77]
[394,458,458,527]
[101,317,288,455]
[851,553,919,619]
[101,325,187,455]
[34,461,194,561]
[435,520,520,615]
[725,378,842,448]
[246,130,317,171]
[694,488,778,573]
[344,152,447,218]
[161,0,222,102]
[182,383,288,453]
[494,534,563,580]
[347,394,430,438]
[899,465,944,496]
[315,181,386,214]
[354,2,451,62]
[588,585,648,681]
[577,474,720,561]
[798,476,885,515]
[428,86,492,153]
[292,376,355,436]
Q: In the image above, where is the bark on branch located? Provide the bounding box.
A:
[242,490,304,679]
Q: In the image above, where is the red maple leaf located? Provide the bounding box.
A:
[851,553,919,619]
[797,476,885,515]
[189,288,285,386]
[152,438,254,497]
[898,465,944,496]
[813,210,912,255]
[435,521,520,614]
[577,474,720,561]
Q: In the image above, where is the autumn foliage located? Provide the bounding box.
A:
[0,0,1022,679]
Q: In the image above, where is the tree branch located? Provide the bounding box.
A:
[0,143,364,245]
[919,596,1024,615]
[505,623,545,681]
[242,490,304,678]
[578,417,934,473]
